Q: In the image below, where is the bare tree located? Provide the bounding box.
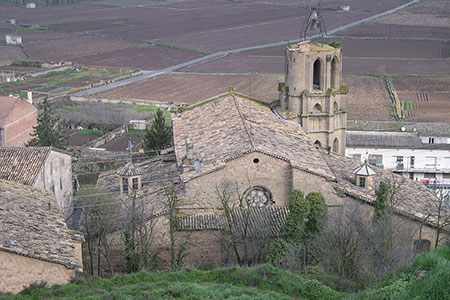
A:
[78,187,120,277]
[122,191,160,272]
[216,182,273,266]
[164,184,191,271]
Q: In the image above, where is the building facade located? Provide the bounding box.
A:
[0,147,73,218]
[346,130,450,200]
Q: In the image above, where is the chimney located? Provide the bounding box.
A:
[27,91,33,104]
[182,137,195,171]
[186,137,194,160]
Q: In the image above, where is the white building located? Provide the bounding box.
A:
[129,120,146,130]
[346,131,450,196]
[5,35,22,45]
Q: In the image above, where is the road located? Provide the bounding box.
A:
[73,0,419,97]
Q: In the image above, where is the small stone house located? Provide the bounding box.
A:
[0,179,83,294]
[5,34,22,45]
[0,96,37,147]
[0,147,73,218]
[129,120,147,131]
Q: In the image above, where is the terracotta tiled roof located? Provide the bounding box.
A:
[0,147,51,185]
[173,94,335,182]
[116,161,143,177]
[175,206,289,238]
[0,179,83,268]
[323,153,450,230]
[97,153,181,217]
[0,97,36,127]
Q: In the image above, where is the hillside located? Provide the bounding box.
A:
[1,246,448,300]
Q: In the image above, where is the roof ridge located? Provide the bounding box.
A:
[231,95,254,148]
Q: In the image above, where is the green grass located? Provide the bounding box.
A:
[343,246,450,300]
[1,265,343,300]
[56,106,83,113]
[1,247,448,300]
[127,129,146,137]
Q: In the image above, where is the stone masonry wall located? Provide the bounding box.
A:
[0,251,76,294]
[34,151,73,218]
[182,152,292,213]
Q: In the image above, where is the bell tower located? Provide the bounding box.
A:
[279,40,347,155]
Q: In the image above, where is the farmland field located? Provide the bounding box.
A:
[98,72,393,121]
[0,0,411,68]
[0,67,135,97]
[0,0,448,123]
[393,75,450,123]
[0,46,27,61]
[99,72,284,104]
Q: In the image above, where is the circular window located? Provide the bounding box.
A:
[253,158,260,164]
[244,186,273,207]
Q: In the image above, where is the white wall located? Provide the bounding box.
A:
[346,147,450,181]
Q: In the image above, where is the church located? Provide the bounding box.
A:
[97,40,448,269]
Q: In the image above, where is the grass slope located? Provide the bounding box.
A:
[1,265,342,300]
[1,247,448,300]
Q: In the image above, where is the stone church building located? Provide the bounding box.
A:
[96,41,449,270]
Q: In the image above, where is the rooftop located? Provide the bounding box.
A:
[176,206,289,238]
[347,131,450,150]
[0,97,36,128]
[0,147,52,185]
[173,93,335,182]
[323,153,449,229]
[0,179,83,268]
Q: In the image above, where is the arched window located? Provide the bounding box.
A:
[313,59,321,90]
[244,186,273,207]
[313,103,322,113]
[332,138,339,153]
[331,57,339,89]
[314,140,322,148]
[333,101,339,110]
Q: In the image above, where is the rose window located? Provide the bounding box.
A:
[245,186,273,207]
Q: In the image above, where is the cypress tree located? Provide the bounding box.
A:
[27,98,66,149]
[374,181,391,218]
[143,109,172,155]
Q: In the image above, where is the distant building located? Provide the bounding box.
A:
[0,147,73,218]
[0,96,37,147]
[25,2,36,8]
[346,130,450,198]
[0,179,83,294]
[5,34,22,45]
[129,120,146,130]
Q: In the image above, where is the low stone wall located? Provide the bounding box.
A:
[79,124,128,149]
[0,251,76,294]
[69,95,170,107]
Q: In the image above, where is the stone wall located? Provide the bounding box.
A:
[70,95,170,108]
[34,151,73,218]
[0,251,76,294]
[182,152,292,213]
[79,125,128,149]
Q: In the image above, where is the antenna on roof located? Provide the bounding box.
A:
[127,140,134,158]
[302,0,327,40]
